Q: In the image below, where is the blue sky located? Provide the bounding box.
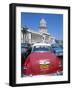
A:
[21,12,63,40]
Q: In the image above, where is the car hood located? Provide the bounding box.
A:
[23,52,61,75]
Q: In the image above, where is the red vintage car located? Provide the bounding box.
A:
[22,43,62,76]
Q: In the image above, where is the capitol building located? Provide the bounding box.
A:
[21,18,55,44]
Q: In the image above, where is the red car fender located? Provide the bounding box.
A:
[23,56,32,75]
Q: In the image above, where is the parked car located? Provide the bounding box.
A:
[21,43,31,64]
[59,44,63,49]
[51,43,63,56]
[22,43,62,76]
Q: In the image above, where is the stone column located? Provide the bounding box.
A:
[28,32,31,44]
[21,32,23,43]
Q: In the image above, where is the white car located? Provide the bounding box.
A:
[32,43,51,52]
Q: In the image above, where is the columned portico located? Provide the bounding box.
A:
[21,18,55,44]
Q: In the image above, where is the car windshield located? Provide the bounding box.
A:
[21,43,30,48]
[52,44,60,48]
[21,48,28,53]
[32,46,51,52]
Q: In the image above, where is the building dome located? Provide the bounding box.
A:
[40,18,47,27]
[40,18,46,24]
[39,18,47,34]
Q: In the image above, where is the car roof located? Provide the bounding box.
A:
[32,43,51,47]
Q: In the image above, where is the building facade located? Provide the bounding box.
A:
[21,18,55,44]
